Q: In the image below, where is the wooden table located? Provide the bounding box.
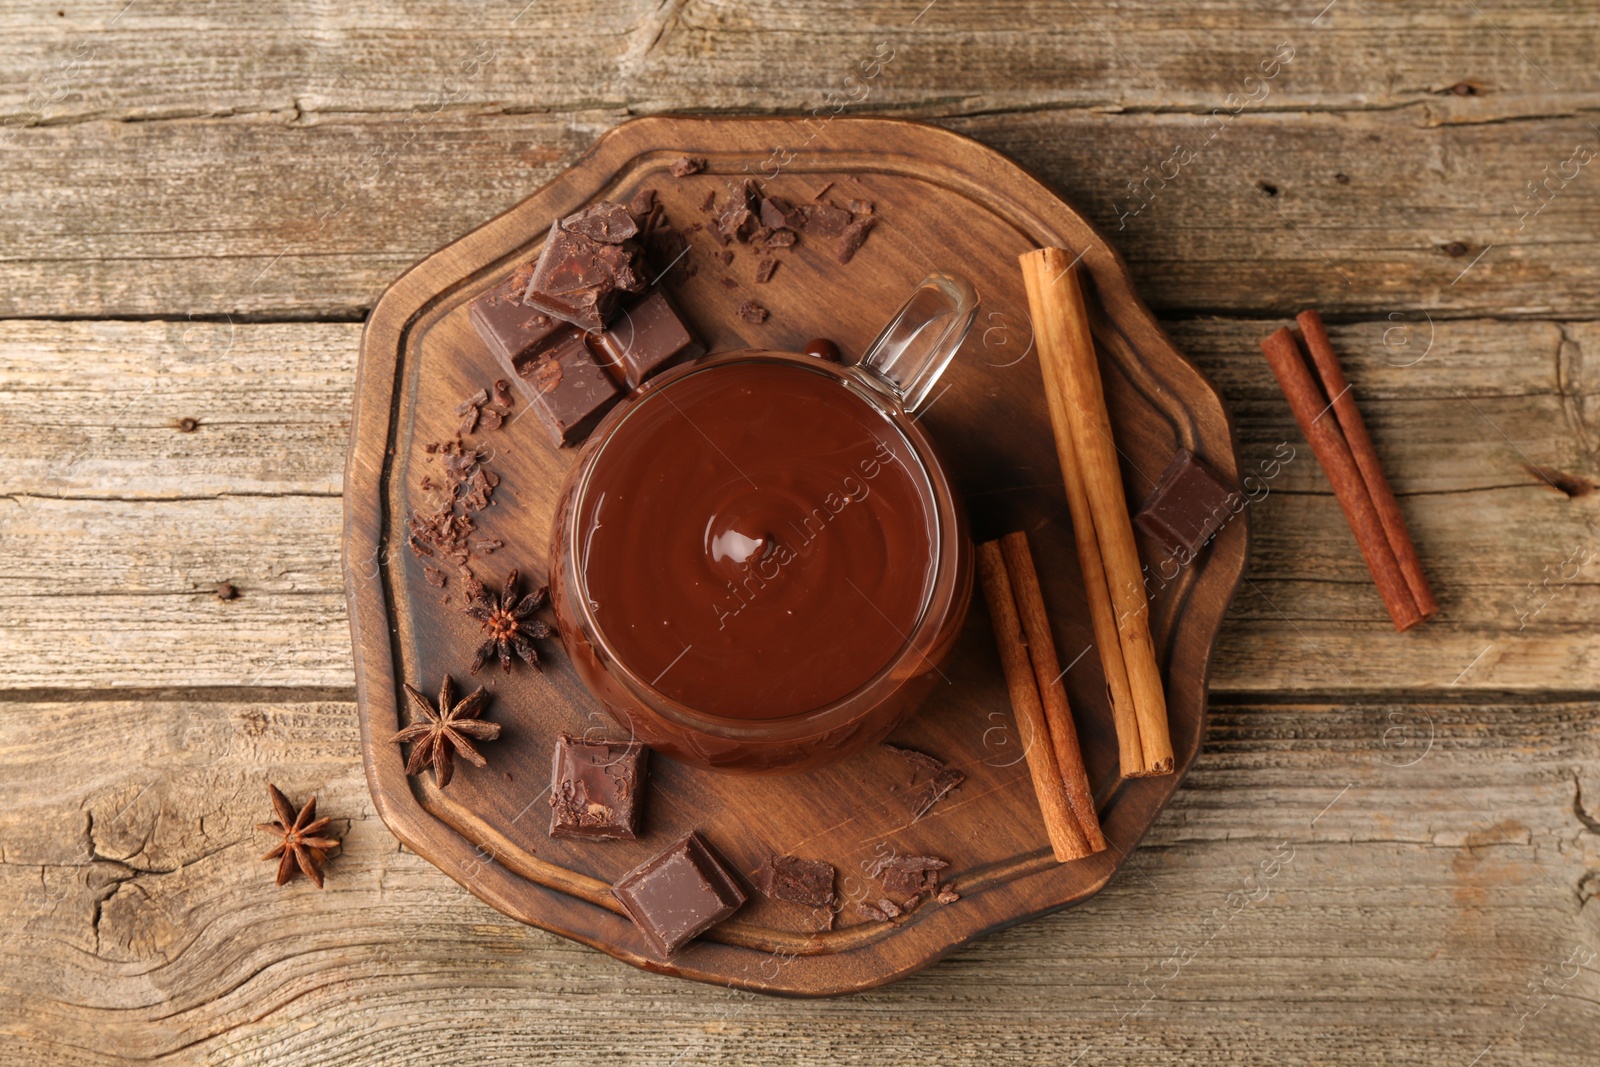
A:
[3,3,1596,1063]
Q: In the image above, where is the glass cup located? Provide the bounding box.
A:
[549,273,979,773]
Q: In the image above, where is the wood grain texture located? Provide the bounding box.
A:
[4,107,1600,318]
[2,695,1595,1062]
[3,318,1593,693]
[3,0,1597,1054]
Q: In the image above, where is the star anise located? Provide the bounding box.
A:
[392,675,500,787]
[258,784,340,888]
[467,568,555,673]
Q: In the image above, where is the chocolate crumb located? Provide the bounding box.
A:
[627,187,657,218]
[766,229,797,249]
[720,276,739,290]
[1442,241,1470,258]
[670,155,706,178]
[738,300,769,324]
[423,566,448,588]
[856,898,901,922]
[175,417,200,433]
[754,257,778,283]
[699,189,717,212]
[848,198,874,215]
[718,249,735,265]
[214,582,238,601]
[492,379,514,408]
[936,887,960,905]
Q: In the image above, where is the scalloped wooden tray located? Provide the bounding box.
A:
[343,115,1248,996]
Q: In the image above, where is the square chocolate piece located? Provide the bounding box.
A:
[756,855,835,908]
[521,331,621,447]
[548,735,647,841]
[468,262,564,374]
[1134,448,1243,562]
[594,288,704,389]
[612,831,746,957]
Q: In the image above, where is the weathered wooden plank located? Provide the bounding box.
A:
[2,317,1594,693]
[4,1,1598,125]
[4,107,1600,319]
[1,695,1594,1062]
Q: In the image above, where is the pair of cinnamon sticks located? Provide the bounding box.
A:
[1018,249,1174,778]
[977,532,1106,862]
[1260,312,1437,631]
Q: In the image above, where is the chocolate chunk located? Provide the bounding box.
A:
[754,257,778,283]
[469,264,565,369]
[873,855,947,899]
[799,202,852,236]
[548,734,647,840]
[910,767,965,821]
[524,205,648,332]
[1134,448,1243,562]
[765,229,797,249]
[670,155,706,178]
[757,855,836,908]
[718,249,735,266]
[522,331,620,447]
[594,288,704,390]
[836,216,876,264]
[738,300,769,324]
[612,831,746,957]
[848,198,875,216]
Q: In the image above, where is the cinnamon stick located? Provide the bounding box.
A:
[1019,248,1173,777]
[998,531,1107,852]
[1260,326,1424,631]
[976,541,1094,863]
[1295,310,1438,620]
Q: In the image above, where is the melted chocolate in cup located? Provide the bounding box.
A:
[575,359,938,721]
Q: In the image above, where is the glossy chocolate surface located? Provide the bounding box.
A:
[595,288,704,389]
[1135,448,1242,561]
[523,330,621,447]
[573,359,938,720]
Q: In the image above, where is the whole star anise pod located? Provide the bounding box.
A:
[392,674,500,787]
[258,784,340,888]
[467,568,555,673]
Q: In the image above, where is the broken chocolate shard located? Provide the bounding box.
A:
[523,331,620,447]
[757,855,836,908]
[562,200,640,244]
[758,195,800,230]
[524,203,649,332]
[799,202,852,237]
[754,257,778,283]
[836,216,876,264]
[856,898,900,922]
[549,734,647,840]
[910,767,965,821]
[670,155,706,178]
[1134,448,1243,562]
[613,831,746,957]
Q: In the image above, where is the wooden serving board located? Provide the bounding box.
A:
[344,116,1248,996]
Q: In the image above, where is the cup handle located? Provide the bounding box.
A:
[856,272,980,414]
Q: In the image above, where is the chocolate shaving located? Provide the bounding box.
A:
[884,744,944,778]
[456,405,480,436]
[423,566,448,588]
[910,767,965,822]
[738,300,769,323]
[454,389,490,415]
[856,898,901,921]
[757,855,836,908]
[754,257,778,283]
[873,855,948,899]
[836,216,876,264]
[491,379,514,408]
